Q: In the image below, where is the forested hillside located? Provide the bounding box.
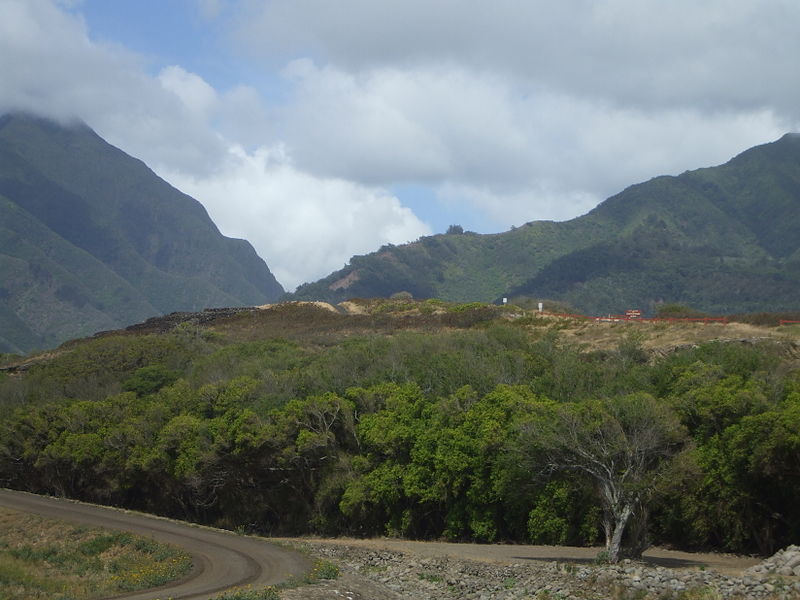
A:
[290,134,800,316]
[1,300,798,559]
[0,113,283,354]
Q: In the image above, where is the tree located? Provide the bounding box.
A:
[446,224,464,235]
[122,364,179,397]
[523,393,686,562]
[687,398,800,555]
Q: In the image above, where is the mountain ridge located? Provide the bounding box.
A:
[289,133,800,315]
[0,113,283,353]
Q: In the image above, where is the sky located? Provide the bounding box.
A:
[1,0,799,291]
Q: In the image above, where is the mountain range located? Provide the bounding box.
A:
[3,113,799,354]
[290,133,800,315]
[0,114,283,354]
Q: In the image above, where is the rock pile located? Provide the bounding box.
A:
[747,545,800,578]
[295,542,800,600]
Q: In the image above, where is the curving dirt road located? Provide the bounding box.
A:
[0,489,311,600]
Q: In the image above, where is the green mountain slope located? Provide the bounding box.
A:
[0,113,283,353]
[290,134,800,314]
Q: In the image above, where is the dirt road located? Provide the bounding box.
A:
[291,537,761,575]
[0,489,311,600]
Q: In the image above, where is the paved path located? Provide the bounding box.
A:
[0,489,311,600]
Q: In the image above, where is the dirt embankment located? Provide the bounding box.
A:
[287,538,760,574]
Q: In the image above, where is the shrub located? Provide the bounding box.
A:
[654,303,708,318]
[213,586,280,600]
[122,364,179,396]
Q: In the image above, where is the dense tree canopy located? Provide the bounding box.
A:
[0,304,797,557]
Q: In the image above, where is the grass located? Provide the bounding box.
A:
[418,571,443,583]
[0,508,192,600]
[211,585,281,600]
[210,557,341,600]
[304,558,341,581]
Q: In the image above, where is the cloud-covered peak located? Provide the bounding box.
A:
[2,0,797,289]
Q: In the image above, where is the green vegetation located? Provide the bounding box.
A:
[0,508,192,600]
[521,394,686,562]
[0,301,798,561]
[655,304,709,319]
[210,558,340,599]
[305,559,341,581]
[212,586,280,600]
[0,113,283,354]
[291,134,800,318]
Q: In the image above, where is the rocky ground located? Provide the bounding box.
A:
[280,541,800,600]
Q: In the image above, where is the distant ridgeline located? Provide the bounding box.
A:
[0,113,283,353]
[290,133,800,316]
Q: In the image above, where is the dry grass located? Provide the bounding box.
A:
[539,317,799,353]
[204,301,800,360]
[0,508,192,600]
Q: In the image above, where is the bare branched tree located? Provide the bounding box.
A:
[524,393,686,562]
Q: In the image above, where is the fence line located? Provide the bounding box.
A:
[539,312,729,324]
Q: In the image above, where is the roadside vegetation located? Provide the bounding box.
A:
[211,558,340,600]
[0,300,798,562]
[0,507,192,600]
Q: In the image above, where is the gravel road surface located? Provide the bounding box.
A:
[0,489,311,600]
[289,537,761,575]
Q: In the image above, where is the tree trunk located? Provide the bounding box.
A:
[606,503,633,563]
[623,503,650,559]
[602,513,613,553]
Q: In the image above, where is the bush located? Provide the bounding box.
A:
[728,311,800,327]
[213,586,280,600]
[389,291,413,300]
[122,364,179,396]
[654,303,709,318]
[308,559,340,581]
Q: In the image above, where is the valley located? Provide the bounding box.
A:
[3,6,799,600]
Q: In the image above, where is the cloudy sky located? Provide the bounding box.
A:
[2,0,798,290]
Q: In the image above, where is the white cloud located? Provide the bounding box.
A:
[274,59,787,224]
[228,0,800,223]
[0,0,229,175]
[437,182,600,231]
[2,0,798,291]
[234,0,800,116]
[0,0,431,289]
[162,145,430,289]
[158,65,218,119]
[215,85,273,149]
[226,0,799,227]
